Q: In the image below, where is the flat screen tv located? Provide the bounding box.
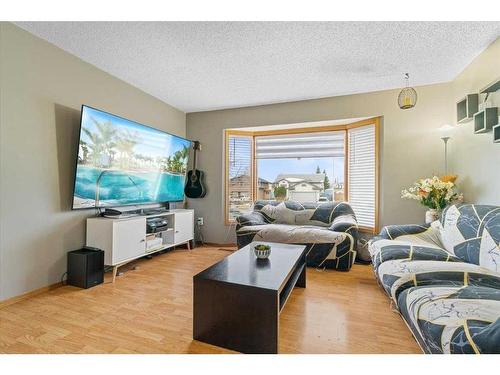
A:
[72,105,191,210]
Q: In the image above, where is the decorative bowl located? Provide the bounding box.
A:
[253,244,271,259]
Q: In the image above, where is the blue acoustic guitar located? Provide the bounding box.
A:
[184,141,206,198]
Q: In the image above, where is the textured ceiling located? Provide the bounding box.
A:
[16,22,500,113]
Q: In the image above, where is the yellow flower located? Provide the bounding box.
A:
[441,175,457,183]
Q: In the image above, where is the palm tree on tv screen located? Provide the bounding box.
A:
[82,127,104,167]
[115,133,139,170]
[171,146,189,173]
[91,118,117,165]
[81,118,121,168]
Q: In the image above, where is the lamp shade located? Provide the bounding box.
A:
[439,124,455,139]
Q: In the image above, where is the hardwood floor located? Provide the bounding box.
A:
[0,246,421,354]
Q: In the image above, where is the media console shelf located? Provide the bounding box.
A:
[86,209,194,282]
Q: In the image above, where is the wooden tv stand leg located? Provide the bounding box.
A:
[187,240,191,251]
[112,265,119,283]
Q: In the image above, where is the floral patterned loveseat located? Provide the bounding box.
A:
[369,204,500,354]
[236,200,358,271]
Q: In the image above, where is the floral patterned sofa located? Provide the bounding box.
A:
[369,204,500,354]
[236,200,358,271]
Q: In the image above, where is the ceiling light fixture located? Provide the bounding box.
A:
[398,73,417,110]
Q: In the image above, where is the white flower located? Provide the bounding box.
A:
[401,175,462,209]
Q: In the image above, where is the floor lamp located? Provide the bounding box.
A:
[438,124,454,174]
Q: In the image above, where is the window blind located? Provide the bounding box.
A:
[348,124,376,229]
[255,131,345,159]
[226,134,253,221]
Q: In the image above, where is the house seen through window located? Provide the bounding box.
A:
[257,158,344,203]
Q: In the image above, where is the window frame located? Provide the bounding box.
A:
[223,117,380,233]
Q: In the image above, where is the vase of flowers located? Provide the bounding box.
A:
[425,208,439,224]
[401,175,463,223]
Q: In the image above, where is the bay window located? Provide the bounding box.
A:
[224,118,379,232]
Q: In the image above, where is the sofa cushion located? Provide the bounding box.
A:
[258,202,313,226]
[236,223,356,270]
[235,211,268,226]
[370,239,462,272]
[375,259,500,303]
[253,200,356,227]
[370,224,443,252]
[236,223,347,245]
[369,225,452,271]
[438,204,500,272]
[397,285,500,354]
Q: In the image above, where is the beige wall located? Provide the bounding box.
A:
[0,23,186,301]
[187,83,453,243]
[449,38,500,204]
[186,38,499,245]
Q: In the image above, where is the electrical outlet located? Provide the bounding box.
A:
[197,217,204,226]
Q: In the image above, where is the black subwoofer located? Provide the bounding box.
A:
[67,247,104,289]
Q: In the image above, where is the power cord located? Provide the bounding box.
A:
[355,238,372,265]
[223,221,235,244]
[218,222,236,251]
[358,238,369,248]
[195,221,205,246]
[60,271,67,285]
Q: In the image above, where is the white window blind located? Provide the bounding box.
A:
[255,131,345,159]
[226,134,253,221]
[348,124,376,229]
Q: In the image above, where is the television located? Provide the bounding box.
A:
[72,105,191,210]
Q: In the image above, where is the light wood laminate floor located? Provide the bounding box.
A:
[0,246,420,354]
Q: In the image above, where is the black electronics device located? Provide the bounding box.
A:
[101,203,170,218]
[146,217,169,233]
[67,247,104,289]
[102,208,123,216]
[141,205,169,215]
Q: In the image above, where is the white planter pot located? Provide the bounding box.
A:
[253,245,271,259]
[425,209,439,224]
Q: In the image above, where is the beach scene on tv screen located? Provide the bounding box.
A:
[73,106,191,209]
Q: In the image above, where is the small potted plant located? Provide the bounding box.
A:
[254,244,272,259]
[401,175,463,223]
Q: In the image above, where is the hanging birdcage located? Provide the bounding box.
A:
[398,73,417,110]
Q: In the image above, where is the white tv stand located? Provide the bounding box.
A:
[86,209,194,282]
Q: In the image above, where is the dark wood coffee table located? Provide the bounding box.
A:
[193,242,307,354]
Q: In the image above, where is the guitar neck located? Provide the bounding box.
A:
[191,141,201,171]
[192,148,197,170]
